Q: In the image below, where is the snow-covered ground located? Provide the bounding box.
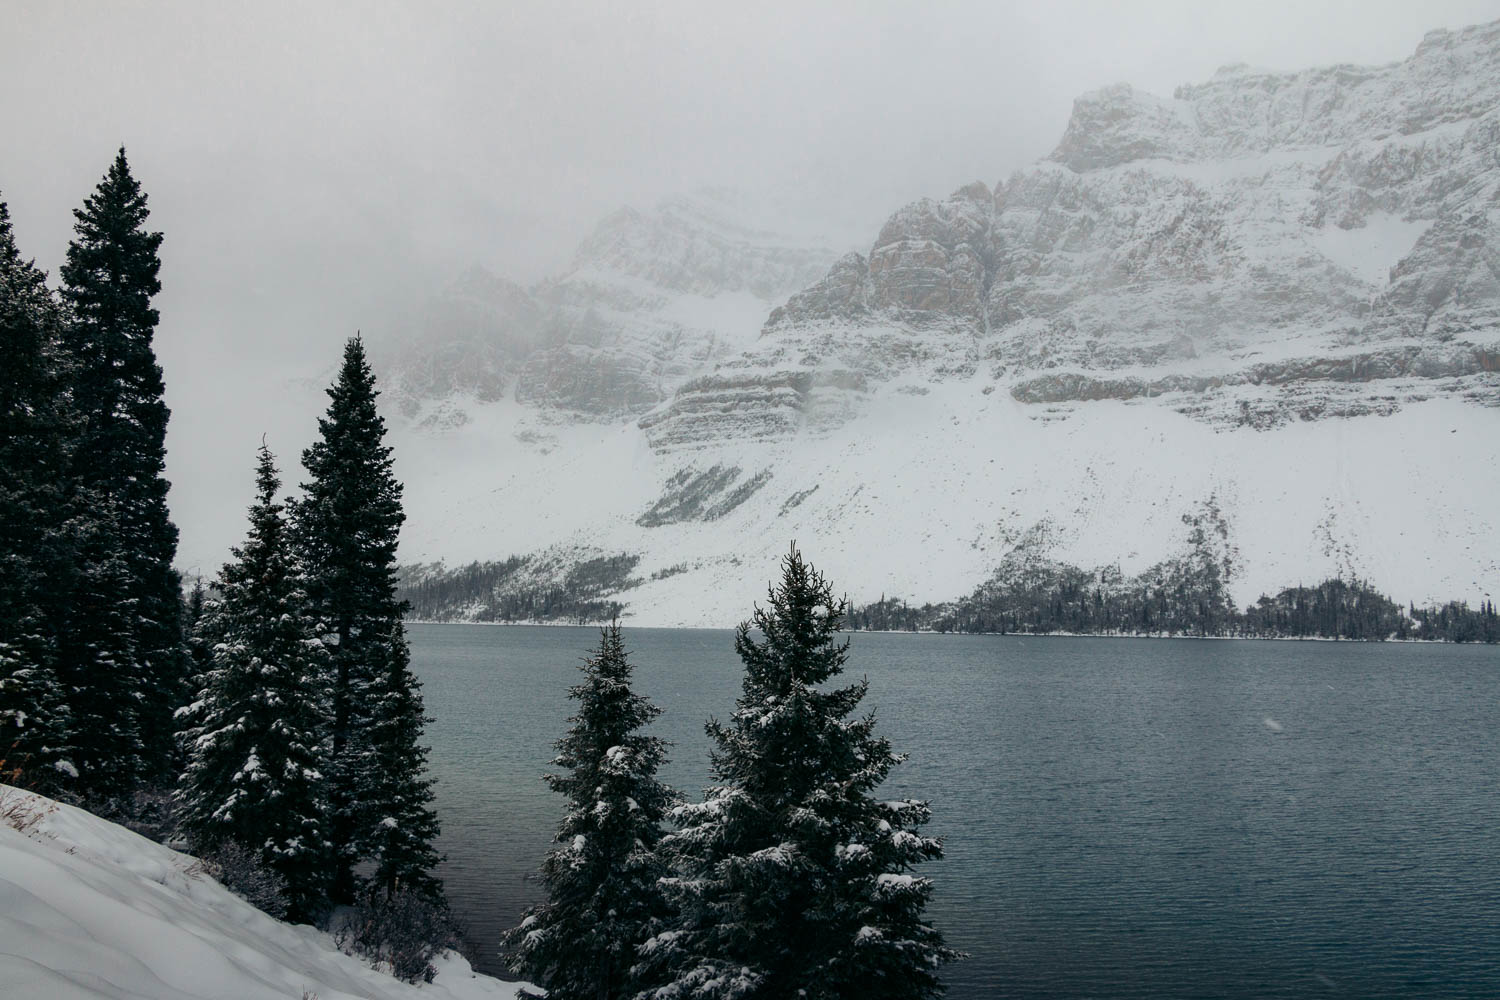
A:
[0,785,532,1000]
[393,383,1500,627]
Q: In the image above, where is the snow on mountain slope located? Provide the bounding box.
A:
[385,19,1500,623]
[0,786,528,1000]
[395,382,1500,626]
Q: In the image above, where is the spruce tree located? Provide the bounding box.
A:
[59,148,186,791]
[182,576,214,678]
[296,334,419,901]
[175,577,217,740]
[0,197,76,789]
[505,623,677,1000]
[362,622,444,902]
[643,546,958,1000]
[57,502,144,794]
[178,446,330,921]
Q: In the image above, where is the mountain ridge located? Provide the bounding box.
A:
[642,18,1500,449]
[382,19,1500,626]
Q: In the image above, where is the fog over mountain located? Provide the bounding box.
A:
[382,17,1500,625]
[2,0,1497,600]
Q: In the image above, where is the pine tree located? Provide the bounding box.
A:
[643,545,959,1000]
[0,197,76,789]
[296,334,419,901]
[59,148,187,791]
[184,577,206,627]
[56,501,144,794]
[174,576,220,755]
[505,623,677,1000]
[182,577,214,673]
[362,622,444,903]
[178,446,331,921]
[175,577,217,729]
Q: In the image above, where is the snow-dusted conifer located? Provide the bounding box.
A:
[182,577,216,687]
[59,149,187,790]
[642,545,958,1000]
[295,334,408,901]
[178,446,330,921]
[56,503,143,793]
[174,577,219,750]
[0,197,76,789]
[506,622,676,1000]
[361,622,444,903]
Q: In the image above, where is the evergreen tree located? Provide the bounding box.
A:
[505,623,677,1000]
[56,500,143,794]
[178,446,330,921]
[644,545,958,1000]
[362,622,444,903]
[59,148,186,790]
[182,576,214,676]
[0,197,76,789]
[296,334,414,901]
[174,576,219,747]
[184,576,206,628]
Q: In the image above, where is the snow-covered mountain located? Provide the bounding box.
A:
[386,21,1500,626]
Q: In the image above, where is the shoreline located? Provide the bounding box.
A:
[404,619,1480,644]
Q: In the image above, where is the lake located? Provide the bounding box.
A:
[409,624,1500,999]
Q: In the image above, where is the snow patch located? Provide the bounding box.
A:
[1308,212,1434,286]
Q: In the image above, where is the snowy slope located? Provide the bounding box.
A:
[383,19,1500,624]
[394,385,1500,626]
[0,786,530,1000]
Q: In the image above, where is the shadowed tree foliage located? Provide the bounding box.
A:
[395,554,638,625]
[642,545,959,1000]
[504,622,676,1000]
[1409,598,1500,643]
[0,197,76,789]
[178,447,330,922]
[58,149,186,794]
[362,622,444,904]
[297,335,440,903]
[849,573,1493,642]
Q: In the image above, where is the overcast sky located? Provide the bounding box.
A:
[3,0,1498,571]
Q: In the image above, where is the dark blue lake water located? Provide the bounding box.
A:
[408,624,1500,999]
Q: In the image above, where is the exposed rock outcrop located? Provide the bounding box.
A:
[637,19,1500,447]
[381,20,1500,450]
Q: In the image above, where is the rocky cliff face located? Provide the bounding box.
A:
[640,20,1500,448]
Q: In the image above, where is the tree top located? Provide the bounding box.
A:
[254,443,280,505]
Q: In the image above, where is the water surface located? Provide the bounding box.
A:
[410,625,1500,998]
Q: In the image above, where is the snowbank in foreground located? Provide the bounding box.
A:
[0,785,532,1000]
